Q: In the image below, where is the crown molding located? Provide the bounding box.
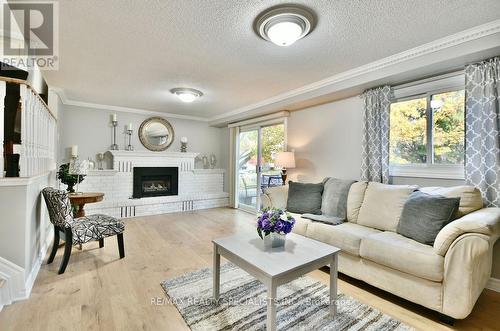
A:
[209,19,500,126]
[51,88,209,122]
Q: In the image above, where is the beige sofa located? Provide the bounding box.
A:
[261,182,500,322]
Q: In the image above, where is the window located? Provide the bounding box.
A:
[389,81,465,179]
[390,97,427,164]
[431,91,465,164]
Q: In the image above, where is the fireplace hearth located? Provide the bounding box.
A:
[133,167,178,198]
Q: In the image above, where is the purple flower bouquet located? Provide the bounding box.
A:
[257,208,296,243]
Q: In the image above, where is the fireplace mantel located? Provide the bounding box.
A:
[107,150,199,172]
[76,150,228,218]
[107,151,199,159]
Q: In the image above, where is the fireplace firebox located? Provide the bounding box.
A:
[133,167,178,198]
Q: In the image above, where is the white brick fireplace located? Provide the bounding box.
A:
[76,151,228,218]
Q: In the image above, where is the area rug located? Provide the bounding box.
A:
[160,263,414,331]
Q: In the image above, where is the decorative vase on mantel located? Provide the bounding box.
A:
[257,208,296,248]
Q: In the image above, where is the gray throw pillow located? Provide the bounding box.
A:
[286,181,323,215]
[321,178,356,218]
[397,191,460,245]
[301,214,344,225]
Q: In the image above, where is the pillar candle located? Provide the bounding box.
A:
[71,145,78,157]
[112,114,117,121]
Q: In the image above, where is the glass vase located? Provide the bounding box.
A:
[264,232,286,248]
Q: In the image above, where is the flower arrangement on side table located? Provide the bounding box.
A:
[257,208,296,247]
[57,163,86,193]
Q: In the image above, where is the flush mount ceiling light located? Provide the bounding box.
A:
[255,6,315,47]
[170,88,203,103]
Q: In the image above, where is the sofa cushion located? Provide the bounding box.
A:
[433,207,500,255]
[357,182,417,231]
[288,213,312,236]
[420,186,483,218]
[321,178,356,218]
[286,181,323,215]
[360,231,444,282]
[301,213,344,225]
[263,185,289,210]
[306,222,381,256]
[346,181,368,223]
[397,191,460,245]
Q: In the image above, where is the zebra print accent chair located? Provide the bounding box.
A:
[42,187,125,274]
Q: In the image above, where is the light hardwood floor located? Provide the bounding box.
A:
[0,208,498,331]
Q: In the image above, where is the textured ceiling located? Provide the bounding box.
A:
[42,0,500,118]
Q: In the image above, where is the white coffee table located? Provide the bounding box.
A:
[212,233,340,331]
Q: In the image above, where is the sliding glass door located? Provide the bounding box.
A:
[237,122,285,212]
[238,129,260,211]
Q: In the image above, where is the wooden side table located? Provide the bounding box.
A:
[67,192,105,250]
[68,192,104,218]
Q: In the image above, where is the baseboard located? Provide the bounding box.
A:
[0,226,54,307]
[486,277,500,292]
[23,228,53,298]
[0,257,25,306]
[0,277,7,312]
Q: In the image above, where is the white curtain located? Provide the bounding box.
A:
[465,57,500,207]
[360,86,392,183]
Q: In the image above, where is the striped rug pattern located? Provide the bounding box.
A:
[161,263,414,331]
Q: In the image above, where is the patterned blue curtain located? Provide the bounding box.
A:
[360,86,392,183]
[465,57,500,207]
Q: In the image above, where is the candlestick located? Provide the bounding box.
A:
[71,145,78,157]
[111,120,119,150]
[97,152,104,170]
[180,139,188,152]
[125,129,134,151]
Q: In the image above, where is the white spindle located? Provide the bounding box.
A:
[15,83,57,177]
[19,85,27,177]
[0,81,5,178]
[29,91,33,176]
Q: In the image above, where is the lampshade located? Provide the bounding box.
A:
[69,159,89,175]
[274,151,296,168]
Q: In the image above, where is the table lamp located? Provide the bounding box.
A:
[274,151,296,185]
[69,158,89,194]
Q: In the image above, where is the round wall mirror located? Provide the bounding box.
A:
[138,117,175,151]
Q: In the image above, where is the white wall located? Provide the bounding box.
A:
[58,103,229,189]
[59,105,224,164]
[0,186,26,267]
[287,96,364,183]
[287,96,465,187]
[218,127,230,192]
[0,172,54,299]
[286,95,500,279]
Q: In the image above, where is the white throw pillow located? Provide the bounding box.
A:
[419,186,483,218]
[357,182,417,231]
[263,185,289,210]
[346,181,368,223]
